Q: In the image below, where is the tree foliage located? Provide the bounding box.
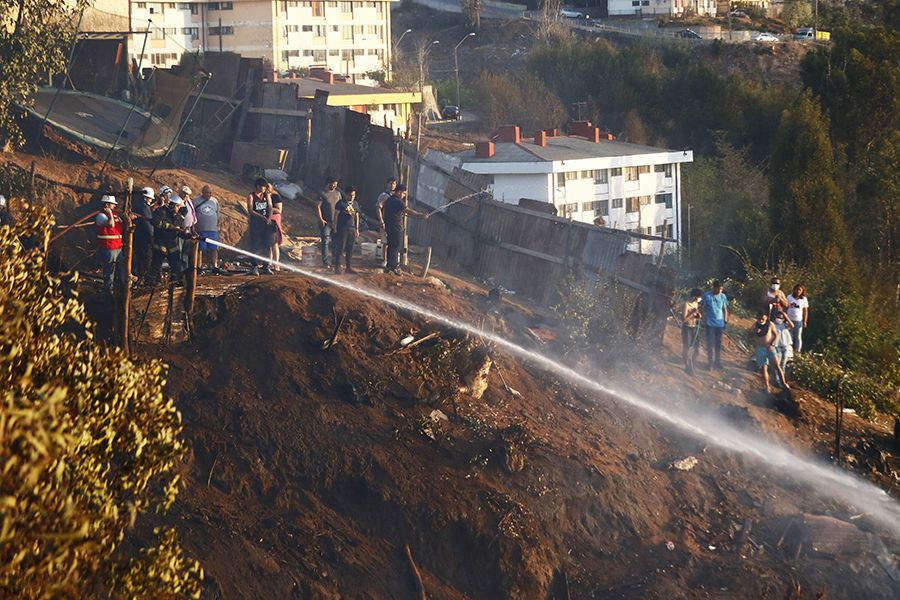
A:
[474,72,568,133]
[0,0,87,147]
[0,210,202,598]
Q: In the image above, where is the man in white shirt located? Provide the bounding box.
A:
[194,185,221,273]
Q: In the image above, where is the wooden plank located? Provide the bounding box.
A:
[247,106,309,117]
[492,241,566,265]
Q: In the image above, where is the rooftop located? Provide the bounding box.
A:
[456,136,687,163]
[291,77,419,102]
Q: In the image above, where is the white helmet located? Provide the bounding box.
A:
[141,186,155,199]
[0,194,6,207]
[101,195,117,205]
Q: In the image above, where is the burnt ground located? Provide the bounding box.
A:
[143,265,900,599]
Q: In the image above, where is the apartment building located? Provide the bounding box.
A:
[607,0,717,17]
[129,1,395,79]
[456,123,693,254]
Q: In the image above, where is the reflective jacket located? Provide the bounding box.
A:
[96,211,123,250]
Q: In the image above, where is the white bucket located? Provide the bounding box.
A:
[360,242,376,257]
[301,244,319,265]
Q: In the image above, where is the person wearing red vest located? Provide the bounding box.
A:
[96,195,123,293]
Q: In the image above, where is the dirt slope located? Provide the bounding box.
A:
[153,273,899,599]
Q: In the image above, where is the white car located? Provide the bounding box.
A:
[560,8,585,19]
[754,32,779,42]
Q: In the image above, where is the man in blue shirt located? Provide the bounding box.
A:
[700,280,729,370]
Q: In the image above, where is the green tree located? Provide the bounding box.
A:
[769,91,851,270]
[782,0,813,29]
[682,136,772,275]
[0,0,86,147]
[0,210,202,598]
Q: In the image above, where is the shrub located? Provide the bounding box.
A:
[0,210,202,598]
[792,353,898,419]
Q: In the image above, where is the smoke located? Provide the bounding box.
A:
[205,239,900,538]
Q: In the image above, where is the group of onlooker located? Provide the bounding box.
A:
[680,277,810,394]
[315,175,428,275]
[94,183,220,291]
[245,177,285,276]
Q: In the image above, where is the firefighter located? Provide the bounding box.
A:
[149,192,183,285]
[95,195,124,293]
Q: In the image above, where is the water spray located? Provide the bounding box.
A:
[202,237,900,537]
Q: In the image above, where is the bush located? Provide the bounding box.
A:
[792,353,898,419]
[0,210,202,598]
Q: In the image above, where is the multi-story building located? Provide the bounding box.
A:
[607,0,717,17]
[129,1,395,80]
[456,123,693,254]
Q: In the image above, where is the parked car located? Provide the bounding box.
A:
[441,105,461,121]
[793,27,815,40]
[729,10,748,17]
[560,7,585,19]
[675,29,702,39]
[754,32,779,42]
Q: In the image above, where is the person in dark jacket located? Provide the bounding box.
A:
[132,187,155,281]
[332,186,360,273]
[380,184,428,275]
[148,193,183,285]
[316,176,341,267]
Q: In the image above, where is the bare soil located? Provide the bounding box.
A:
[146,265,899,599]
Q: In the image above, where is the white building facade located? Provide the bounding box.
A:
[607,0,717,17]
[457,125,693,255]
[129,1,394,78]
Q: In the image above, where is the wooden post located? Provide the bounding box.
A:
[184,239,199,316]
[402,162,411,267]
[164,282,175,345]
[27,160,36,204]
[121,177,134,356]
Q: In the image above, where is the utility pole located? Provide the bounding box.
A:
[454,32,475,109]
[121,177,134,355]
[218,17,223,52]
[415,40,439,154]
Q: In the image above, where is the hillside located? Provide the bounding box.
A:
[150,271,899,598]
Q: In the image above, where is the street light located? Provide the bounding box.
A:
[454,32,475,110]
[394,28,412,49]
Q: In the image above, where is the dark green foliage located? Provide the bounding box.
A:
[792,354,898,419]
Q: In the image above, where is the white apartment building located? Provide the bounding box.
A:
[456,124,693,254]
[129,1,395,79]
[607,0,717,17]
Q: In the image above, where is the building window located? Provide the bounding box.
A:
[561,203,578,216]
[312,1,324,16]
[182,27,199,39]
[610,167,622,177]
[565,171,578,181]
[353,48,365,56]
[342,26,352,40]
[654,163,672,177]
[667,224,674,238]
[597,200,609,216]
[329,49,339,56]
[314,49,326,61]
[315,25,327,36]
[632,1,639,5]
[208,1,233,9]
[340,1,352,12]
[624,166,638,181]
[283,25,300,36]
[136,2,146,7]
[593,169,608,184]
[208,25,234,35]
[645,227,653,235]
[655,225,665,236]
[655,193,673,208]
[352,25,364,36]
[612,198,623,209]
[639,195,651,206]
[281,49,300,60]
[327,1,338,6]
[626,197,640,213]
[637,165,651,175]
[301,25,313,32]
[341,49,352,60]
[641,0,649,5]
[303,49,314,57]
